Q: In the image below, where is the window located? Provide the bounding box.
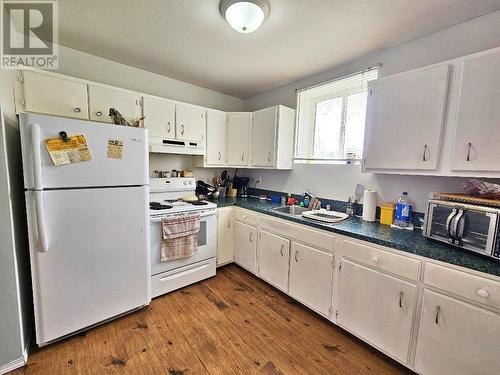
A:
[294,67,379,163]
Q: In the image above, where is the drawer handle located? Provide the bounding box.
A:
[295,250,299,262]
[73,107,82,113]
[249,232,253,242]
[280,244,284,256]
[399,291,404,309]
[476,288,489,298]
[466,142,472,162]
[181,124,185,135]
[218,152,222,161]
[422,144,429,162]
[371,256,379,264]
[267,152,271,162]
[435,305,441,325]
[96,110,102,117]
[167,122,171,132]
[241,152,245,162]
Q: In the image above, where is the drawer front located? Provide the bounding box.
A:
[424,262,500,310]
[260,215,334,252]
[234,208,258,227]
[151,258,216,298]
[341,240,421,281]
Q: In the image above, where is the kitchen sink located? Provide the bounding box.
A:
[272,205,308,216]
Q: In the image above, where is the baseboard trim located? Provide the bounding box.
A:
[0,356,26,374]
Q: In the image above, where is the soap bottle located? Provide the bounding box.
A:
[394,192,413,228]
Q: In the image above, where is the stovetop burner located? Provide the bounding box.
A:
[191,201,208,206]
[150,202,173,210]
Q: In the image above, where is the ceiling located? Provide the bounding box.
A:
[58,0,500,98]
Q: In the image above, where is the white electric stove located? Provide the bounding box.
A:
[149,178,217,298]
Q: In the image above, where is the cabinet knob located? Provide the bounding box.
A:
[95,111,102,117]
[249,232,253,242]
[476,288,489,298]
[371,256,379,264]
[180,124,185,135]
[73,107,82,113]
[167,122,171,132]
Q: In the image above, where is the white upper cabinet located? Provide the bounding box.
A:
[451,50,500,172]
[363,65,449,171]
[205,110,227,165]
[21,71,89,120]
[88,85,140,124]
[415,289,500,375]
[258,230,290,292]
[175,104,205,142]
[251,106,277,167]
[337,259,417,364]
[142,96,175,139]
[227,112,251,166]
[289,242,333,316]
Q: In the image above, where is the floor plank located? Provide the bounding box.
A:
[10,265,412,375]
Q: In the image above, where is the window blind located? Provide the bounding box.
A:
[295,67,379,163]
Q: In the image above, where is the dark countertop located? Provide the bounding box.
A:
[211,197,500,278]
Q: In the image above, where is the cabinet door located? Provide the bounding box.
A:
[206,111,227,165]
[22,71,89,120]
[337,259,417,363]
[88,85,139,124]
[289,242,333,315]
[363,65,449,171]
[258,230,290,292]
[234,221,257,274]
[175,104,205,141]
[142,96,175,139]
[217,208,234,266]
[227,112,251,166]
[415,289,500,375]
[451,50,500,171]
[251,107,277,167]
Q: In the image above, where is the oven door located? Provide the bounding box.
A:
[425,202,498,256]
[150,210,216,275]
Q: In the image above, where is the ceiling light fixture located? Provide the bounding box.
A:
[220,0,270,34]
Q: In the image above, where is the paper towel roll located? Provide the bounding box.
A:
[362,190,377,222]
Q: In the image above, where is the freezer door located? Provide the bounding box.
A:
[25,186,150,345]
[20,113,148,189]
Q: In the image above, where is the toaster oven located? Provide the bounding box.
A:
[423,199,500,259]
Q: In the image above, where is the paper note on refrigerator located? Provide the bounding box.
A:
[106,139,123,159]
[44,135,92,165]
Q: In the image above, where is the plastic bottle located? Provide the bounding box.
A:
[394,192,413,228]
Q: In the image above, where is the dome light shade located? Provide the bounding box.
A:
[220,0,270,33]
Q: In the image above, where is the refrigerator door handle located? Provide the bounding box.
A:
[34,191,49,252]
[31,123,43,190]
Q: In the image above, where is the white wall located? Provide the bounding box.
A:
[242,11,500,212]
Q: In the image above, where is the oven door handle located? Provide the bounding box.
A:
[150,210,216,223]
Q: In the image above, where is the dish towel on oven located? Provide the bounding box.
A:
[161,213,200,261]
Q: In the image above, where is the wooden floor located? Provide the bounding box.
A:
[11,265,412,375]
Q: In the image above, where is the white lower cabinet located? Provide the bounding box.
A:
[258,230,290,292]
[415,289,500,375]
[216,207,234,266]
[289,242,333,316]
[234,221,257,274]
[337,259,417,363]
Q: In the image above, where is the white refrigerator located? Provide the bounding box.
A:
[19,113,151,346]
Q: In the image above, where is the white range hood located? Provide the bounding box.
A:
[148,136,205,156]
